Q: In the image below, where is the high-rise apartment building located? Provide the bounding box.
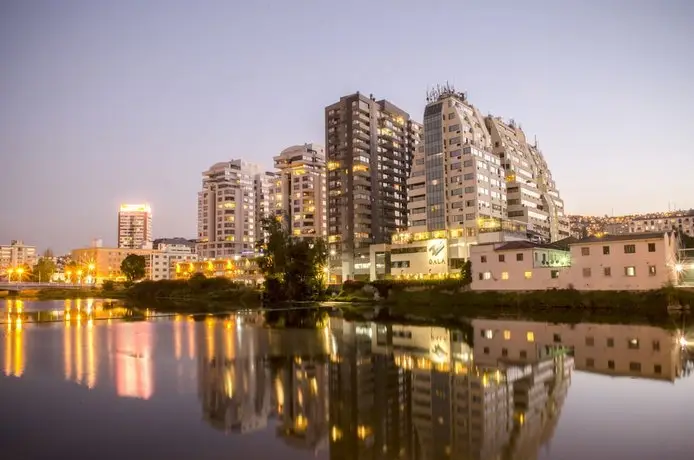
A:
[273,143,327,239]
[407,84,568,243]
[325,92,421,280]
[117,204,152,249]
[197,160,275,259]
[486,117,570,241]
[0,240,37,270]
[408,86,504,236]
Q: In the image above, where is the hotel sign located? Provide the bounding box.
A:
[427,239,447,266]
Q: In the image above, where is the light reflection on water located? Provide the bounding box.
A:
[0,299,693,459]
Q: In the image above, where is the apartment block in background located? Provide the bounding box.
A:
[325,92,421,281]
[274,143,327,239]
[197,160,275,259]
[629,210,694,237]
[0,240,37,270]
[118,204,152,249]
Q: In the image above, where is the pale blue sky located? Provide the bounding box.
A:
[1,0,692,252]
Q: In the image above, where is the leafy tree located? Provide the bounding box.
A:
[32,257,56,282]
[64,261,80,283]
[256,216,328,303]
[120,254,146,282]
[461,259,473,286]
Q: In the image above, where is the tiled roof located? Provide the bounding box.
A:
[495,240,571,252]
[570,232,666,245]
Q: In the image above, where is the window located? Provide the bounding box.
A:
[501,272,509,280]
[481,255,487,263]
[498,254,505,262]
[586,337,594,346]
[648,242,656,252]
[520,350,527,359]
[516,253,524,261]
[502,348,508,357]
[581,247,590,256]
[586,358,595,368]
[603,246,610,255]
[629,362,641,372]
[526,332,535,342]
[483,347,490,354]
[652,340,660,351]
[551,270,559,279]
[607,338,614,347]
[625,266,636,277]
[649,265,656,276]
[583,268,591,277]
[503,330,511,340]
[624,244,636,254]
[482,272,491,280]
[608,360,615,370]
[553,334,561,343]
[524,271,532,279]
[654,365,662,374]
[628,338,639,350]
[604,267,612,277]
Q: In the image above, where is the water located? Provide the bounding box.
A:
[1,299,693,460]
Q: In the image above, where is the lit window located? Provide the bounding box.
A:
[524,271,532,279]
[625,266,636,277]
[648,265,656,276]
[527,332,535,342]
[503,330,511,340]
[483,272,492,280]
[501,272,509,280]
[484,330,493,339]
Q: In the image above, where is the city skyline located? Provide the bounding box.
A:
[2,1,693,252]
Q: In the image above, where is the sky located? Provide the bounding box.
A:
[1,0,693,253]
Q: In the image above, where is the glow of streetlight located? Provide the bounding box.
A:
[88,263,95,271]
[16,268,24,276]
[675,263,684,273]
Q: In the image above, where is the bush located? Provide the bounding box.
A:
[102,280,115,291]
[342,280,366,293]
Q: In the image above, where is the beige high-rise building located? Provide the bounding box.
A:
[0,240,37,270]
[325,92,421,281]
[197,160,277,259]
[486,117,570,241]
[273,143,327,239]
[117,204,152,249]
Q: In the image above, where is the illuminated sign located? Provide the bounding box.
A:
[427,239,447,266]
[120,204,151,213]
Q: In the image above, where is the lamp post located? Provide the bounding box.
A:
[7,268,14,283]
[66,270,72,285]
[16,267,24,283]
[77,269,83,286]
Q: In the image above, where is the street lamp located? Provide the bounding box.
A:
[66,270,72,284]
[77,269,83,286]
[7,268,14,283]
[16,267,24,283]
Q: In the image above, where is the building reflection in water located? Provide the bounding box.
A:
[4,300,25,377]
[113,320,153,400]
[326,317,689,460]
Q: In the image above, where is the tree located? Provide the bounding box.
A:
[64,261,80,283]
[121,254,146,282]
[32,257,56,282]
[461,259,472,286]
[256,216,328,303]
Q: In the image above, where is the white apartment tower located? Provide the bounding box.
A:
[408,85,505,237]
[197,160,271,259]
[485,117,570,241]
[117,204,152,249]
[273,143,327,239]
[407,84,568,243]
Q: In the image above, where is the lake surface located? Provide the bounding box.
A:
[1,299,693,460]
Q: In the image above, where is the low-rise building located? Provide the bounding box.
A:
[71,246,154,283]
[174,258,262,285]
[568,232,679,290]
[628,211,694,237]
[470,240,573,291]
[147,244,198,281]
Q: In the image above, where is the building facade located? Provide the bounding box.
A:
[71,246,154,283]
[485,117,570,241]
[0,240,37,270]
[470,240,572,291]
[274,143,327,239]
[567,232,679,290]
[117,204,152,249]
[325,92,421,281]
[197,160,275,259]
[147,244,197,281]
[174,257,262,285]
[628,211,694,237]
